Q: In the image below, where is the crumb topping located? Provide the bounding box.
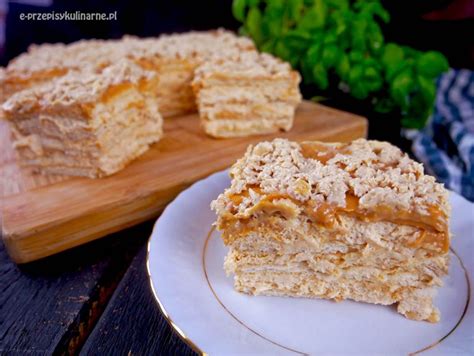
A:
[2,60,154,113]
[126,29,255,61]
[212,138,450,219]
[4,29,255,78]
[193,51,300,82]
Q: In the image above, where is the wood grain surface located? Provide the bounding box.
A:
[0,222,150,355]
[0,101,367,263]
[80,245,196,356]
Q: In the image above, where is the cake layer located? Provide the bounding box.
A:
[221,208,447,256]
[232,270,440,322]
[225,247,447,285]
[3,60,163,178]
[212,139,450,253]
[1,29,256,106]
[192,52,301,138]
[212,138,451,322]
[197,84,301,106]
[199,102,295,121]
[10,92,162,177]
[202,117,293,138]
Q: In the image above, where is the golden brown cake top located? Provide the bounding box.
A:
[4,29,255,79]
[212,139,450,252]
[2,59,154,115]
[126,29,256,61]
[5,39,126,79]
[193,51,300,82]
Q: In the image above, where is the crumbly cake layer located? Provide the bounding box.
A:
[233,270,440,322]
[2,30,301,140]
[1,39,126,101]
[2,60,163,178]
[1,29,257,117]
[212,138,451,322]
[213,139,450,251]
[192,52,301,138]
[134,58,198,117]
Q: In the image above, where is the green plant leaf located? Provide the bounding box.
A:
[385,61,407,82]
[416,75,437,105]
[374,97,396,113]
[356,1,390,23]
[304,43,323,69]
[363,66,383,92]
[402,93,431,129]
[416,51,449,78]
[246,7,264,45]
[381,43,404,68]
[326,0,350,10]
[402,46,422,59]
[238,27,249,36]
[336,52,350,80]
[312,63,329,90]
[323,31,338,44]
[350,83,369,99]
[328,11,347,36]
[232,0,247,22]
[367,23,384,55]
[350,17,368,51]
[390,68,415,110]
[349,50,364,63]
[260,39,276,53]
[321,44,341,68]
[283,29,312,52]
[288,0,304,21]
[262,4,285,37]
[299,0,327,30]
[274,40,292,62]
[348,64,368,99]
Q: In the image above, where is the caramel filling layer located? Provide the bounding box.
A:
[225,189,448,253]
[300,141,351,164]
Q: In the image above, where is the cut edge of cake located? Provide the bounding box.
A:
[192,52,302,138]
[2,59,163,178]
[211,138,451,322]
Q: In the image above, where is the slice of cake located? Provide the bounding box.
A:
[192,52,302,138]
[0,39,125,103]
[212,138,450,322]
[1,60,162,178]
[126,29,257,117]
[1,29,256,119]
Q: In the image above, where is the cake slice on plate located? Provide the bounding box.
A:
[2,60,162,178]
[192,52,302,138]
[212,138,450,322]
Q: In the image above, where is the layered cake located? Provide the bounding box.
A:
[1,29,256,118]
[127,29,256,117]
[0,39,125,102]
[2,60,162,178]
[192,52,302,138]
[212,138,450,322]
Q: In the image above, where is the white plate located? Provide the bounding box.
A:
[147,170,474,355]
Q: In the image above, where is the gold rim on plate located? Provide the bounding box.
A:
[146,236,206,355]
[147,226,471,355]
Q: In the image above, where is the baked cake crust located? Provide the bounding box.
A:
[1,29,257,115]
[192,52,302,138]
[212,138,451,322]
[2,60,163,178]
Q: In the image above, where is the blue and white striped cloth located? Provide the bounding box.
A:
[412,69,474,202]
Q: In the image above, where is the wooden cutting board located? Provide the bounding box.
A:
[0,101,367,263]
